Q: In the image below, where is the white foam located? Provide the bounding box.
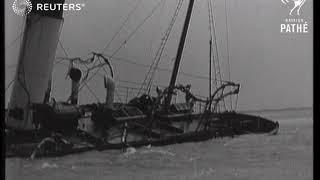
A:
[123,147,137,157]
[193,167,215,178]
[41,162,58,169]
[140,149,175,156]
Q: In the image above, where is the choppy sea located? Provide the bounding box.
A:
[6,108,313,180]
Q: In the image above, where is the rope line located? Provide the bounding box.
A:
[57,41,104,104]
[138,0,184,96]
[224,0,233,110]
[5,79,15,93]
[100,54,233,83]
[208,0,227,111]
[100,0,143,54]
[108,0,165,59]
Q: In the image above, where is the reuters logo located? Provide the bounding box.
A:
[12,0,33,16]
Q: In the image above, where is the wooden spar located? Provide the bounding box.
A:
[164,0,195,110]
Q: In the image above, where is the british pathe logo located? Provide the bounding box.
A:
[12,0,33,16]
[280,0,308,33]
[281,0,306,16]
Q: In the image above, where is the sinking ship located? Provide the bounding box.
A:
[5,0,279,158]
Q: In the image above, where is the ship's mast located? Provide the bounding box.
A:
[164,0,195,110]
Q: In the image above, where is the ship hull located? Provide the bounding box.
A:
[5,112,279,158]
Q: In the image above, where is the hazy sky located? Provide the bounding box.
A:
[5,0,313,111]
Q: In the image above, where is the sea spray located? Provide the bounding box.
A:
[140,149,175,156]
[41,162,58,169]
[123,147,137,157]
[193,167,215,178]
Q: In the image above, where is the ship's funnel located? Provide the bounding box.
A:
[104,76,115,108]
[6,0,65,130]
[69,68,82,105]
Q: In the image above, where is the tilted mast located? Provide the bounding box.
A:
[164,0,195,110]
[6,0,65,130]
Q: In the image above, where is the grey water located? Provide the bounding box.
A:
[6,108,313,180]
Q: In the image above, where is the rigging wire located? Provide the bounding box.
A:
[146,0,183,93]
[208,0,227,111]
[207,0,217,93]
[59,41,69,61]
[55,0,144,102]
[66,0,165,100]
[6,2,156,104]
[52,0,236,105]
[5,79,15,93]
[6,16,30,119]
[210,0,223,86]
[5,17,27,95]
[96,53,233,83]
[54,61,209,102]
[140,0,167,94]
[5,17,42,51]
[15,16,32,125]
[5,32,24,51]
[58,40,102,103]
[224,0,233,110]
[205,0,216,112]
[63,55,113,103]
[56,0,222,103]
[61,0,165,103]
[5,16,28,96]
[108,0,165,59]
[100,0,143,54]
[207,0,218,111]
[82,81,101,103]
[147,0,167,61]
[145,0,183,94]
[57,53,233,84]
[58,39,73,80]
[137,0,184,95]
